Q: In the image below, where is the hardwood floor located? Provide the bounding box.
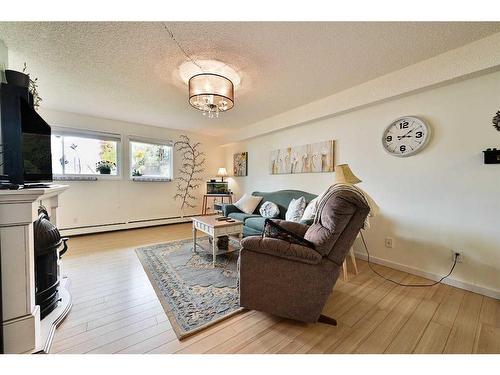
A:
[50,224,500,354]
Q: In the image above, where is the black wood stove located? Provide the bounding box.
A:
[34,207,68,319]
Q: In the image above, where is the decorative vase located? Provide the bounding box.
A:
[99,168,111,175]
[5,70,30,88]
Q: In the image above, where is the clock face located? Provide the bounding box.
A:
[382,116,430,157]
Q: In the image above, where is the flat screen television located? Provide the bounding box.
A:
[20,99,53,183]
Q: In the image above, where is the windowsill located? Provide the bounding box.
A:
[53,175,121,181]
[53,175,170,182]
[131,176,172,182]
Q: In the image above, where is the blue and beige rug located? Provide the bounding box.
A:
[135,237,243,340]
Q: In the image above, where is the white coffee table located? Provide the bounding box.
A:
[191,215,244,267]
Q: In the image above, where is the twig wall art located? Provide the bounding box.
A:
[173,135,205,212]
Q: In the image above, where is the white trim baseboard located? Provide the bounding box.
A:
[60,216,195,236]
[354,251,500,300]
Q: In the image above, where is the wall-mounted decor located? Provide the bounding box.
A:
[173,135,205,213]
[270,140,335,174]
[492,110,500,131]
[382,116,431,157]
[233,152,248,176]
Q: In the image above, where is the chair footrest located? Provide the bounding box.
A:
[318,314,337,326]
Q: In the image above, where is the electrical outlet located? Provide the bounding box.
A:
[452,250,463,263]
[385,237,394,248]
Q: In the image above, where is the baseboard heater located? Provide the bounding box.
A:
[60,222,127,231]
[128,215,185,224]
[60,215,197,236]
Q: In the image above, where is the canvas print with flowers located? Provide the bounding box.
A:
[233,152,248,176]
[269,140,335,174]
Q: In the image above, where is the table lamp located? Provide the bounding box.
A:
[217,167,228,182]
[334,164,361,184]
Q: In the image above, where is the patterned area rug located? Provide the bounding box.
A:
[135,236,243,340]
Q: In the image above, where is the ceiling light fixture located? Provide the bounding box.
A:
[165,24,237,119]
[188,73,234,119]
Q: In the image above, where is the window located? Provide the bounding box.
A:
[51,129,121,178]
[129,139,172,181]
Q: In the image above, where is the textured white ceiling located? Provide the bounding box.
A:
[1,22,499,136]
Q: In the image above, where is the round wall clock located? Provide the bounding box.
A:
[382,116,431,157]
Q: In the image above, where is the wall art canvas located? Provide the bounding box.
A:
[233,152,248,176]
[270,140,335,174]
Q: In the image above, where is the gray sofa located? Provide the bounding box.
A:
[222,189,317,237]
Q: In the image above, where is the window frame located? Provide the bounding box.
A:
[51,127,122,181]
[128,136,174,182]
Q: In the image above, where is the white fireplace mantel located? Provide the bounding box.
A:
[0,184,70,353]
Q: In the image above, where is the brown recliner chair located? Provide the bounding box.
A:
[239,187,370,324]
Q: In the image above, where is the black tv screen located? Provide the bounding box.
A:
[20,99,52,182]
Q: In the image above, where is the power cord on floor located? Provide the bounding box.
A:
[359,231,458,287]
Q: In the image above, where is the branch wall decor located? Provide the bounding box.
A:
[173,134,206,212]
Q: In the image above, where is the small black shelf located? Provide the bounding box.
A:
[483,148,500,164]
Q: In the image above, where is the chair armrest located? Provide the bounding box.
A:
[271,219,310,238]
[241,236,322,265]
[221,204,242,217]
[299,218,314,226]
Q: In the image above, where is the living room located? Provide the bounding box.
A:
[1,1,499,373]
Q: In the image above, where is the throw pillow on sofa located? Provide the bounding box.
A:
[285,196,306,222]
[259,201,280,218]
[234,194,263,215]
[301,195,322,221]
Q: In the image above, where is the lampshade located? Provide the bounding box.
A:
[188,73,234,118]
[334,164,361,184]
[217,167,228,177]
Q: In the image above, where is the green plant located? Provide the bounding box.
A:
[100,141,117,164]
[96,160,116,174]
[22,62,43,111]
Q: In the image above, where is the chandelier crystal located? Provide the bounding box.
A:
[188,73,234,118]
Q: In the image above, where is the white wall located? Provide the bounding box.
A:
[227,32,500,143]
[223,70,500,298]
[40,109,224,234]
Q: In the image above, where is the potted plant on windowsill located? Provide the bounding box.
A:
[131,168,143,177]
[96,160,116,175]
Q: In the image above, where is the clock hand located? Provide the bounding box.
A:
[401,128,415,138]
[396,127,416,140]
